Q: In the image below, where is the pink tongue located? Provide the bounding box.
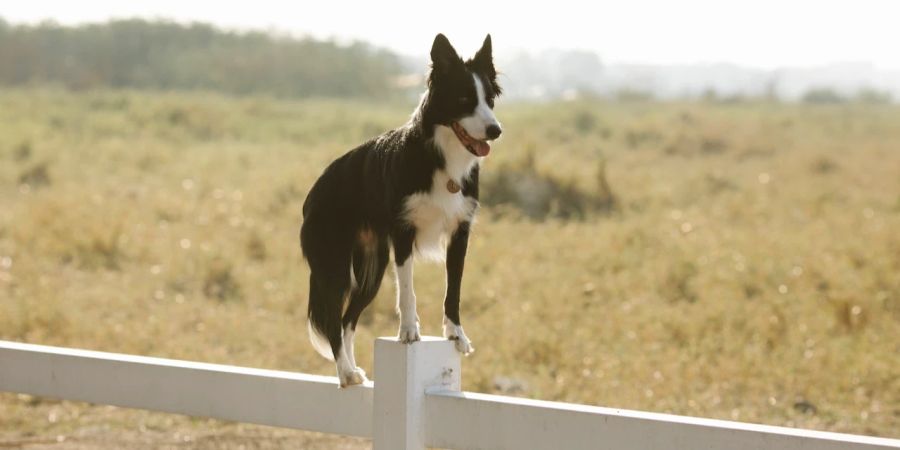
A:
[473,141,491,157]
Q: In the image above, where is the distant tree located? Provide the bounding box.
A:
[801,88,846,104]
[763,74,781,102]
[701,87,719,102]
[854,88,892,104]
[0,18,404,98]
[614,88,654,102]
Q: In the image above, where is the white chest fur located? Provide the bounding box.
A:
[402,126,481,260]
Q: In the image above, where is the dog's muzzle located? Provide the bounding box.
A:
[451,122,491,157]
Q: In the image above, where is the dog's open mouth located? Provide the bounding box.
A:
[451,122,491,157]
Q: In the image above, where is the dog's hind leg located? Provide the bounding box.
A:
[308,271,366,387]
[303,223,367,387]
[341,234,389,371]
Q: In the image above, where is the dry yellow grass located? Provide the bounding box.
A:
[1,89,898,446]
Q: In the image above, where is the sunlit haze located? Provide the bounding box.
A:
[5,0,900,69]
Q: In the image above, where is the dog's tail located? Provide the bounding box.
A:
[302,200,350,363]
[307,318,335,361]
[305,267,347,362]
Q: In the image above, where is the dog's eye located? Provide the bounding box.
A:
[458,97,470,104]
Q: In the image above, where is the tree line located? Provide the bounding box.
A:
[0,18,404,98]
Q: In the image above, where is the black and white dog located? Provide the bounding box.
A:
[300,34,502,387]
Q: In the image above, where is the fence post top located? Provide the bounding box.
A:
[375,336,450,344]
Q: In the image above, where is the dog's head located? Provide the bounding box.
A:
[427,33,502,157]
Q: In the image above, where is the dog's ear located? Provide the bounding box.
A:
[471,34,502,95]
[472,34,493,73]
[430,33,461,73]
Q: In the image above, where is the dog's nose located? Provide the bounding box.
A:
[486,124,502,140]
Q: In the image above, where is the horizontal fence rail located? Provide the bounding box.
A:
[0,340,373,437]
[425,390,899,450]
[2,338,899,450]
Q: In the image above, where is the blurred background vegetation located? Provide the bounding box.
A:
[0,17,898,449]
[0,18,402,98]
[2,18,897,104]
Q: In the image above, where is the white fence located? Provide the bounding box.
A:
[1,337,898,450]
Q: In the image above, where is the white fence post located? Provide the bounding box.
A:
[372,337,460,450]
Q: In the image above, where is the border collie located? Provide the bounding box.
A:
[300,34,502,387]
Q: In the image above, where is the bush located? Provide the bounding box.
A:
[481,149,616,220]
[203,258,242,302]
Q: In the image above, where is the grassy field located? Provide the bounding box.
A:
[1,88,898,447]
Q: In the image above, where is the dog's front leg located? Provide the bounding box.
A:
[443,222,474,355]
[393,229,420,343]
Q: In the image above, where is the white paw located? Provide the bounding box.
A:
[339,367,368,388]
[443,319,475,355]
[451,334,474,355]
[398,321,421,343]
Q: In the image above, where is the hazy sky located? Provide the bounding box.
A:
[5,0,900,69]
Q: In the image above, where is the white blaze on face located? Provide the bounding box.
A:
[458,74,500,140]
